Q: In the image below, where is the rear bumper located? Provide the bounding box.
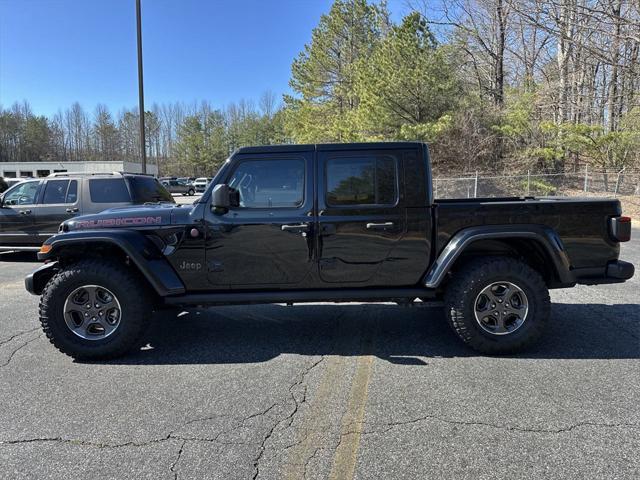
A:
[606,260,635,280]
[576,260,635,285]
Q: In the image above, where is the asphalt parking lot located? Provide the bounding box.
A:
[1,233,638,479]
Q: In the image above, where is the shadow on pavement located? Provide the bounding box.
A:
[105,302,640,366]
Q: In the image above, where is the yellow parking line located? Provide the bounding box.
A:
[328,322,377,480]
[283,354,347,480]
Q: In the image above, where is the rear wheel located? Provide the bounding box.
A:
[39,259,152,360]
[188,188,195,196]
[444,257,550,354]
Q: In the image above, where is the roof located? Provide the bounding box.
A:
[47,171,155,178]
[234,142,426,155]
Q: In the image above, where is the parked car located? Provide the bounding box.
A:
[0,172,174,252]
[161,179,196,196]
[193,177,210,193]
[26,142,634,359]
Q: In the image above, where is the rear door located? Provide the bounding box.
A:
[317,147,417,286]
[34,179,81,242]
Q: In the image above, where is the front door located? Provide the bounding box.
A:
[35,179,82,242]
[204,151,315,288]
[0,180,41,247]
[317,148,408,285]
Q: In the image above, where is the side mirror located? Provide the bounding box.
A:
[211,184,239,214]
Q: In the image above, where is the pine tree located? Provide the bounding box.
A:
[354,12,460,141]
[285,0,390,142]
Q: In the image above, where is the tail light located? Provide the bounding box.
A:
[610,216,631,242]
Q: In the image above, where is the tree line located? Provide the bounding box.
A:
[1,0,639,177]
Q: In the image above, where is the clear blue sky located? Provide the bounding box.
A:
[0,0,405,117]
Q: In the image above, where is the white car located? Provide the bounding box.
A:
[193,177,210,193]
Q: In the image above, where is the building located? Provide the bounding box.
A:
[0,160,158,179]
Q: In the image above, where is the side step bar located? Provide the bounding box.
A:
[164,287,438,307]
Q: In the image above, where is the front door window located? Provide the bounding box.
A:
[3,181,40,205]
[228,159,305,209]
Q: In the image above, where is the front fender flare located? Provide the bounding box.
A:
[423,225,574,288]
[37,230,185,297]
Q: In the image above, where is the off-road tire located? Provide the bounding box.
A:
[39,259,152,360]
[444,256,550,354]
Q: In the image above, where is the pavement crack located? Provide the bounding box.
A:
[0,435,173,449]
[302,446,323,480]
[343,416,640,436]
[0,334,42,368]
[285,355,326,427]
[251,355,326,479]
[170,440,186,480]
[0,327,40,347]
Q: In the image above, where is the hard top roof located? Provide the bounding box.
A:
[234,142,426,155]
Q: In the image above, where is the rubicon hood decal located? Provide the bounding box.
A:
[63,205,178,231]
[74,216,163,229]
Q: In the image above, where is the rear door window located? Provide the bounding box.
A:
[126,176,174,203]
[89,178,131,203]
[326,155,398,206]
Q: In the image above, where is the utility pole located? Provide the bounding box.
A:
[136,0,147,173]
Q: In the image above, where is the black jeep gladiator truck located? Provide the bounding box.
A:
[25,142,634,359]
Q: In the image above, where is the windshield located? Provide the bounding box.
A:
[126,176,175,204]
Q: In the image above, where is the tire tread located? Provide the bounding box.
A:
[39,259,151,360]
[444,256,550,354]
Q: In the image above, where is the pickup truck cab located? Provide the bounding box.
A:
[25,142,634,359]
[0,172,174,252]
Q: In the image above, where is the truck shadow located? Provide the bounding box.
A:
[107,302,640,365]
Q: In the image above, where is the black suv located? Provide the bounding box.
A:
[0,172,173,251]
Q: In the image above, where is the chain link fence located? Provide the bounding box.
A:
[433,168,640,199]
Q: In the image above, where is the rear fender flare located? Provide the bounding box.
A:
[38,229,185,296]
[423,225,573,288]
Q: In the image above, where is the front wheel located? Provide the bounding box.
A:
[39,259,152,360]
[444,257,550,354]
[188,189,195,196]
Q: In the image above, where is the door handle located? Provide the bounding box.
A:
[66,208,79,213]
[281,223,310,233]
[20,210,32,215]
[366,222,394,230]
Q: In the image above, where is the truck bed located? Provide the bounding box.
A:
[434,196,621,274]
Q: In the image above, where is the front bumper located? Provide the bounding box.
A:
[25,262,59,296]
[576,260,635,285]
